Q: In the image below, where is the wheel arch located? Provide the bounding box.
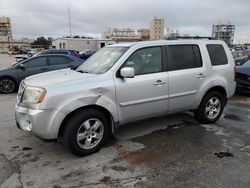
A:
[58,104,116,138]
[200,85,227,107]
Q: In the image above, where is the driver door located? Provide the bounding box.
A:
[114,46,169,124]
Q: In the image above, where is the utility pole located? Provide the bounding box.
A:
[68,7,72,37]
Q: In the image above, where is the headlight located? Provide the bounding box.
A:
[22,86,46,104]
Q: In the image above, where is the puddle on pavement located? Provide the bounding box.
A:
[223,114,244,122]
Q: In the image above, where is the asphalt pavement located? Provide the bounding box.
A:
[0,54,250,188]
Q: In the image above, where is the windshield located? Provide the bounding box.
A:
[76,47,128,74]
[242,59,250,67]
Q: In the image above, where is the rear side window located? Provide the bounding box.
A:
[48,56,71,65]
[167,45,202,71]
[206,44,228,66]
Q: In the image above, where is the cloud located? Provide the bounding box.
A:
[0,0,249,43]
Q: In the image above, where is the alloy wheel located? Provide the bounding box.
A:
[76,118,104,150]
[205,97,221,120]
[0,79,15,94]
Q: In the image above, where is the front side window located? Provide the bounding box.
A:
[206,44,228,66]
[124,47,162,75]
[76,47,128,74]
[24,57,47,67]
[167,45,202,71]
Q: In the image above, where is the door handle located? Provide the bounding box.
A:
[197,73,206,78]
[154,80,166,85]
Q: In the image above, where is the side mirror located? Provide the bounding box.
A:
[18,64,26,69]
[120,67,135,78]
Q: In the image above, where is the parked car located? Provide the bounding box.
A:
[232,50,248,65]
[236,59,250,92]
[79,50,96,60]
[15,40,236,156]
[39,49,80,58]
[0,54,83,94]
[27,49,37,57]
[14,56,29,62]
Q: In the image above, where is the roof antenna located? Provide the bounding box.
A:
[68,7,72,37]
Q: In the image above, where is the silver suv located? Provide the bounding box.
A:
[15,40,236,156]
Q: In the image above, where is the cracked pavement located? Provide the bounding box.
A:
[0,55,250,188]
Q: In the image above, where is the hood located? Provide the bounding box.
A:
[236,66,250,76]
[24,68,98,87]
[0,65,15,73]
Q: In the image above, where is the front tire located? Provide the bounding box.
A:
[194,91,225,124]
[63,108,109,156]
[0,78,17,94]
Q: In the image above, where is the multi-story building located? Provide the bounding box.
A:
[150,17,164,40]
[137,28,150,40]
[0,17,12,40]
[101,27,138,40]
[212,23,235,46]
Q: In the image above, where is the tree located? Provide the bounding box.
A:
[31,37,51,48]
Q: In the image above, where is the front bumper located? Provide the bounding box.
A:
[15,105,62,140]
[236,79,250,91]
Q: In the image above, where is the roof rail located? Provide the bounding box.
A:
[167,36,216,40]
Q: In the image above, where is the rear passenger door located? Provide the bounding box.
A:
[166,44,207,113]
[47,55,74,71]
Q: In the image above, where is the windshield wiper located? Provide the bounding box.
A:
[77,70,89,73]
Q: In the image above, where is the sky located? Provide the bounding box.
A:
[0,0,250,43]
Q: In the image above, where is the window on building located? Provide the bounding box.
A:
[206,44,228,66]
[167,45,203,71]
[124,47,162,75]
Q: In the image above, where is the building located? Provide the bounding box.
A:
[102,27,136,39]
[0,38,34,53]
[101,27,140,41]
[52,38,116,52]
[137,28,150,40]
[166,29,180,40]
[150,17,164,40]
[0,17,12,41]
[212,23,235,46]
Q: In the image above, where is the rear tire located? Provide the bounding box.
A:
[194,91,225,124]
[63,108,109,156]
[0,77,17,94]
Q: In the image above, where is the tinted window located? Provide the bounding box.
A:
[206,44,228,66]
[44,51,68,55]
[124,47,162,75]
[242,59,250,67]
[24,57,47,67]
[167,45,202,71]
[48,56,71,65]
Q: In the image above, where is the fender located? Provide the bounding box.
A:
[194,76,228,108]
[46,93,118,138]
